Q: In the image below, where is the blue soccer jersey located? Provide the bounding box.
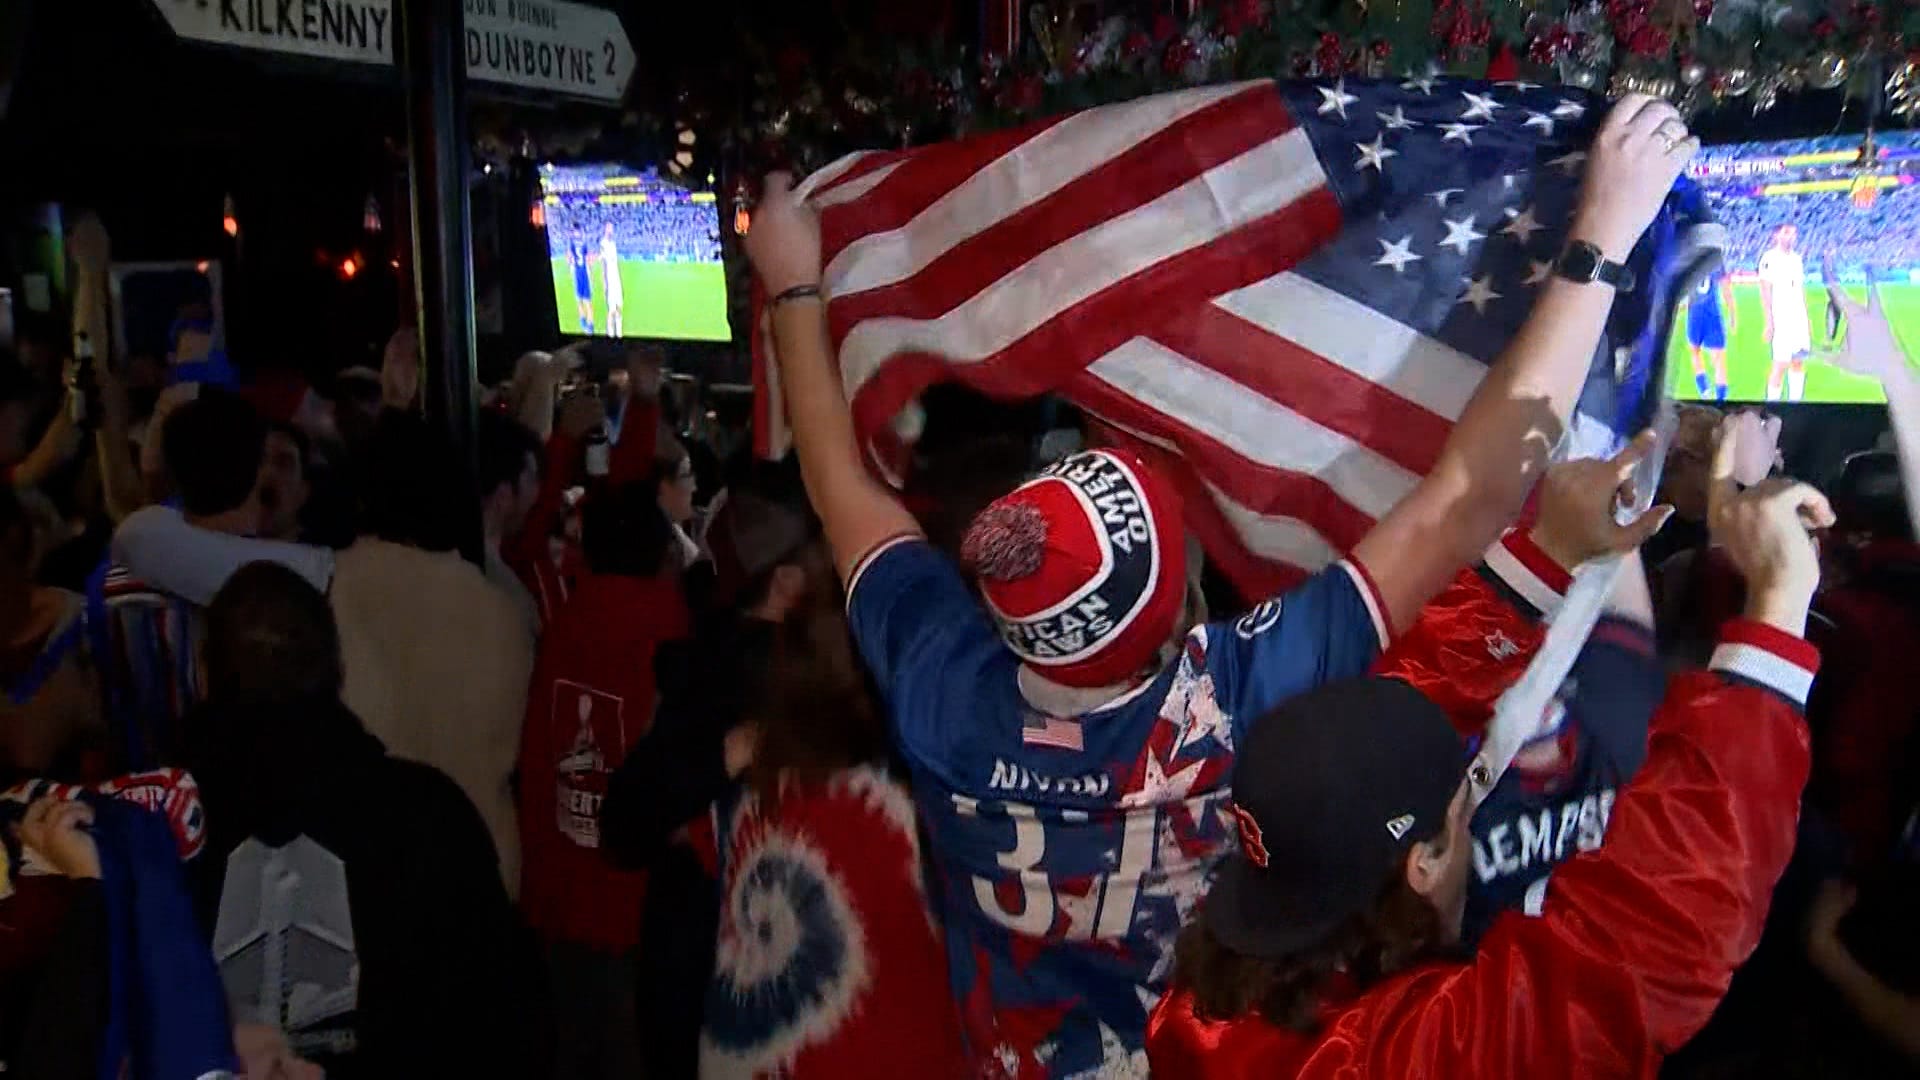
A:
[846,538,1386,1077]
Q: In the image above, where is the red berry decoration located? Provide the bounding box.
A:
[1371,39,1391,58]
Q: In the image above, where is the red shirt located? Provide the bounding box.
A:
[518,573,689,950]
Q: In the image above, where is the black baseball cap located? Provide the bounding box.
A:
[1205,676,1469,960]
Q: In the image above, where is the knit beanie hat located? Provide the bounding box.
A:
[961,449,1186,689]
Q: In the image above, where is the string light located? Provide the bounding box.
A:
[339,256,360,279]
[222,194,239,238]
[530,198,547,228]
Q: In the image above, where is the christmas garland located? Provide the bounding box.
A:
[703,0,1920,180]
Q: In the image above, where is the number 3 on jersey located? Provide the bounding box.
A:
[965,798,1157,941]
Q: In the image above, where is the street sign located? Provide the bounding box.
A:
[464,0,632,105]
[149,0,396,67]
[147,0,633,105]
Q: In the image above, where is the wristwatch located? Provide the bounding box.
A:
[1554,240,1636,292]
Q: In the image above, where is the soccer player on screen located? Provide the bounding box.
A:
[599,221,625,337]
[1686,268,1734,402]
[1759,224,1812,402]
[569,222,596,335]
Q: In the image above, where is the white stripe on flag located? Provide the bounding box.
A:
[1198,479,1342,571]
[796,150,888,200]
[837,128,1326,400]
[810,161,906,210]
[1084,337,1419,521]
[1211,272,1486,422]
[823,81,1265,299]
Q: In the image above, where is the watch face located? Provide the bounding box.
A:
[1559,244,1601,280]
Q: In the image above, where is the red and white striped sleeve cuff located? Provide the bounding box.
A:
[1710,619,1822,708]
[1337,557,1395,648]
[1482,530,1573,621]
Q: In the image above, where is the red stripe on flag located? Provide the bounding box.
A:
[1065,366,1378,560]
[818,114,1074,261]
[1094,422,1304,602]
[826,84,1289,337]
[842,187,1344,466]
[1148,304,1455,477]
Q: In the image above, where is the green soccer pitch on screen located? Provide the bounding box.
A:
[538,162,732,343]
[1667,133,1920,406]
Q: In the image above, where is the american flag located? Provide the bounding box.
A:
[754,77,1702,600]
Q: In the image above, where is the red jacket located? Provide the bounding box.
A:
[518,573,689,950]
[1146,620,1817,1079]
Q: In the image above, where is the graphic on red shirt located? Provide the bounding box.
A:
[551,680,625,850]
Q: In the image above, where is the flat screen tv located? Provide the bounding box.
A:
[537,163,730,342]
[1670,132,1920,405]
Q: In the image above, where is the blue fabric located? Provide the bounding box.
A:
[1465,617,1664,943]
[1686,271,1728,349]
[166,351,238,390]
[91,796,236,1080]
[846,540,1381,1075]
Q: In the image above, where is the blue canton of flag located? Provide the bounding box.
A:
[1280,77,1700,454]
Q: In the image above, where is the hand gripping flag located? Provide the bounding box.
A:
[753,76,1713,601]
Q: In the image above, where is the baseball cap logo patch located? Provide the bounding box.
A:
[1231,804,1270,868]
[1385,813,1416,841]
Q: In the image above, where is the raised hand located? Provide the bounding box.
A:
[1571,95,1698,261]
[16,797,101,880]
[743,172,824,299]
[1528,429,1674,569]
[1708,416,1834,635]
[1821,262,1910,389]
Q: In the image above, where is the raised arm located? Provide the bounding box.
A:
[1822,260,1920,532]
[67,214,150,520]
[743,174,922,583]
[1313,424,1834,1079]
[1352,95,1696,635]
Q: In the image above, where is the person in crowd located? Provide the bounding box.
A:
[1,797,109,1078]
[601,488,816,1077]
[479,408,547,635]
[743,95,1696,1071]
[1808,449,1920,862]
[0,484,101,782]
[184,562,542,1075]
[1146,422,1832,1076]
[1372,446,1670,945]
[600,220,626,338]
[656,440,703,571]
[617,519,963,1076]
[256,420,312,544]
[518,482,687,1080]
[330,412,534,894]
[1760,223,1814,403]
[1805,877,1920,1067]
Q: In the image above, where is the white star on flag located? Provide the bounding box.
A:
[1548,150,1588,175]
[1374,235,1422,272]
[1440,122,1480,145]
[1401,74,1438,94]
[1440,215,1485,255]
[1377,105,1415,130]
[1524,259,1554,286]
[1430,187,1463,207]
[1523,111,1555,135]
[1499,80,1542,91]
[1500,206,1544,243]
[1354,134,1396,172]
[1460,90,1502,121]
[1317,80,1359,119]
[1552,99,1587,119]
[1459,274,1502,313]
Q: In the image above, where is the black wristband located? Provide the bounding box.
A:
[770,284,823,308]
